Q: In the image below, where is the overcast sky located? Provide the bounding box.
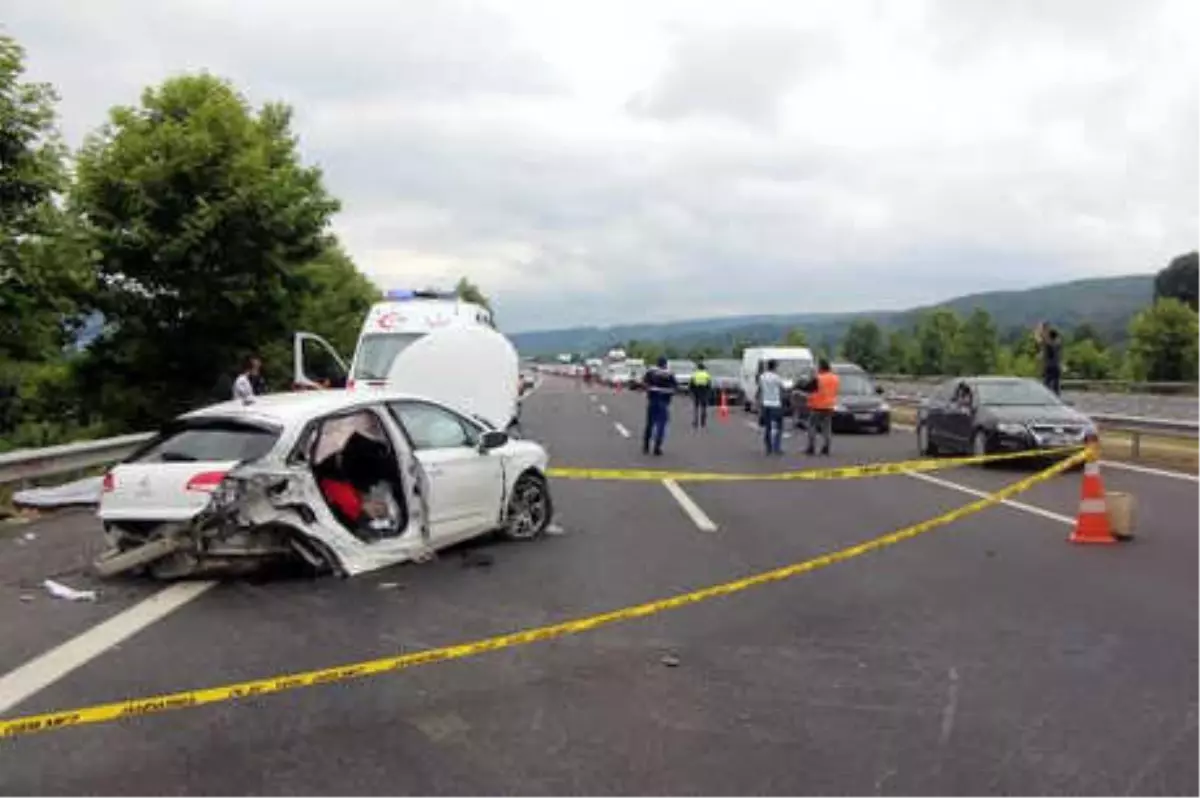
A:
[6,0,1197,332]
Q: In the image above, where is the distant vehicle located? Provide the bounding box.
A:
[667,360,696,392]
[96,337,552,580]
[625,358,647,389]
[705,359,743,404]
[294,289,493,392]
[604,361,633,388]
[793,362,890,433]
[915,376,1096,459]
[739,347,815,412]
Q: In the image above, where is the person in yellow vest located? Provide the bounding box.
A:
[805,358,840,456]
[690,360,713,428]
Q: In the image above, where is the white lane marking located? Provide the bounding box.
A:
[904,470,1073,526]
[599,405,609,415]
[1101,459,1199,483]
[0,580,216,714]
[614,422,630,438]
[662,479,718,532]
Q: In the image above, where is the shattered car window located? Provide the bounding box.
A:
[134,420,280,464]
[389,402,479,450]
[312,411,389,463]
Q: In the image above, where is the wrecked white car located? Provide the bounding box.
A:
[94,389,552,580]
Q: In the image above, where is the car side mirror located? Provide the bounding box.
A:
[478,430,508,452]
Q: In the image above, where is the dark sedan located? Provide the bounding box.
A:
[916,376,1097,459]
[704,359,743,405]
[794,363,891,433]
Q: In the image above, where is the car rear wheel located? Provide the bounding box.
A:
[972,429,992,465]
[499,472,552,541]
[917,423,937,456]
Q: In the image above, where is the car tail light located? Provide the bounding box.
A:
[102,472,115,493]
[185,471,228,492]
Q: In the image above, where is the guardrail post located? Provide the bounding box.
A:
[1130,431,1141,459]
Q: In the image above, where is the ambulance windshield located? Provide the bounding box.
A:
[353,333,424,380]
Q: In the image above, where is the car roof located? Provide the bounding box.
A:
[184,390,436,427]
[961,376,1034,384]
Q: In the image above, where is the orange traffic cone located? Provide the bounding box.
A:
[1070,452,1117,545]
[718,391,730,422]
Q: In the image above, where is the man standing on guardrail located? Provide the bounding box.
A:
[1035,323,1063,396]
[805,358,840,456]
[642,356,675,456]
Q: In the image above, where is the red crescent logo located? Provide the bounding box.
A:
[376,312,398,330]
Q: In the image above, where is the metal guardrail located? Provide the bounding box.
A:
[875,375,1198,396]
[1,398,1196,489]
[886,395,1198,458]
[0,433,154,487]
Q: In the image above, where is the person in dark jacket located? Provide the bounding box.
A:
[1035,323,1063,395]
[642,356,675,456]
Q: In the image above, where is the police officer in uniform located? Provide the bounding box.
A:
[642,356,675,456]
[690,360,713,428]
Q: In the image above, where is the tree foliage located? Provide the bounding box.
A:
[1153,251,1198,312]
[1126,299,1199,382]
[840,320,885,372]
[912,309,962,375]
[73,73,340,427]
[958,308,998,375]
[782,327,809,347]
[456,276,493,315]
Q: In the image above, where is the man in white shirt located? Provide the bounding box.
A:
[758,359,785,455]
[232,356,262,403]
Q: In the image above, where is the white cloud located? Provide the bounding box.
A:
[5,0,1196,331]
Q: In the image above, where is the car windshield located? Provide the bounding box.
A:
[707,361,739,377]
[974,380,1063,407]
[135,421,280,464]
[837,374,875,395]
[353,333,424,380]
[774,360,813,380]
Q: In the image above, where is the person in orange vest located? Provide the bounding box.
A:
[805,358,840,456]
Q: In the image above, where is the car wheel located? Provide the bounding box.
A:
[917,423,937,456]
[499,472,553,541]
[878,421,890,434]
[972,429,991,464]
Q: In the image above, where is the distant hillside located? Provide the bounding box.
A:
[511,274,1154,356]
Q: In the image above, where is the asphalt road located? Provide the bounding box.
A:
[881,379,1199,422]
[0,377,1196,795]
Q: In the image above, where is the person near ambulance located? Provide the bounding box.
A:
[804,358,840,456]
[642,356,676,456]
[690,360,713,428]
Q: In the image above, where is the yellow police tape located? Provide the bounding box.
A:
[0,448,1089,740]
[546,445,1084,482]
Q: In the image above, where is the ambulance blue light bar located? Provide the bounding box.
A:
[385,288,457,301]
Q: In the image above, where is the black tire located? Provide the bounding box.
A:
[917,423,938,456]
[878,421,890,435]
[498,472,553,541]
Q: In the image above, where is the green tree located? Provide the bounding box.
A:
[73,73,341,428]
[1153,252,1198,312]
[884,329,915,374]
[912,309,963,375]
[840,320,885,372]
[958,308,998,374]
[782,327,809,347]
[455,276,493,314]
[1064,339,1115,380]
[1070,323,1103,347]
[1126,298,1199,381]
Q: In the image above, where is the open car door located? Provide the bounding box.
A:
[386,324,519,430]
[293,332,350,390]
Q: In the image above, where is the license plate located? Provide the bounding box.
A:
[855,413,874,421]
[1041,436,1068,447]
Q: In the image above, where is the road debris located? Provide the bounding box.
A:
[377,582,405,591]
[461,551,494,568]
[661,653,681,668]
[42,579,98,602]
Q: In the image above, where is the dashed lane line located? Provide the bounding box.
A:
[0,581,217,716]
[904,470,1074,526]
[662,479,718,532]
[599,405,609,415]
[614,422,630,438]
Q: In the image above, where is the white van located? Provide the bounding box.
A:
[740,346,816,411]
[293,289,492,392]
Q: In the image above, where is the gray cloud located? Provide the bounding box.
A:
[5,0,1196,332]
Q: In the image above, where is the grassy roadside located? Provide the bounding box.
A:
[890,406,1198,473]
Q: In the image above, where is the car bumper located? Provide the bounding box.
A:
[831,409,890,431]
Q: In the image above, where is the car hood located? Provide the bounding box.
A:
[837,394,885,410]
[386,324,519,430]
[981,404,1091,425]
